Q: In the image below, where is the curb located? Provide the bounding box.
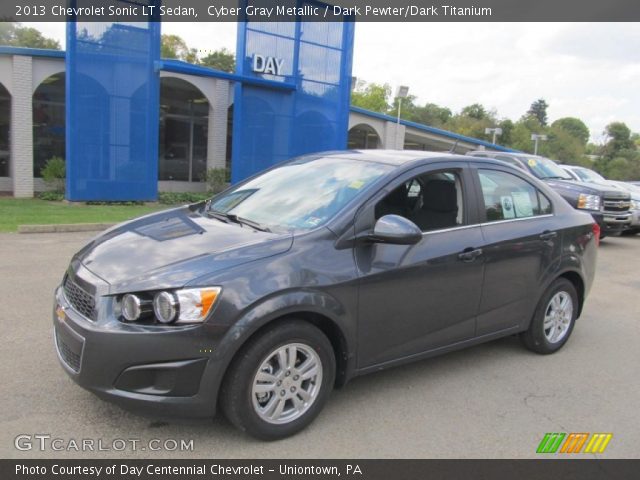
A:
[18,223,116,234]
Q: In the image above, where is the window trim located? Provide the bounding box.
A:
[373,167,470,233]
[351,161,483,240]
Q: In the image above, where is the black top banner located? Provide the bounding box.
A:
[2,0,640,22]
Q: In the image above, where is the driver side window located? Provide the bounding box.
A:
[375,171,464,232]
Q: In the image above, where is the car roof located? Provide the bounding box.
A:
[316,149,510,168]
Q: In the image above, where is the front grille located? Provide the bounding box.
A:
[603,199,631,213]
[63,276,96,321]
[55,331,81,373]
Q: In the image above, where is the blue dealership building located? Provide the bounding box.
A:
[0,17,511,200]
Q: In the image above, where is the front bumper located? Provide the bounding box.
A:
[53,286,223,419]
[629,209,640,228]
[590,211,632,234]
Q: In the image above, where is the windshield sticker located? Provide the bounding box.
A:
[501,195,516,219]
[348,180,365,189]
[305,216,323,227]
[528,158,538,167]
[512,191,534,217]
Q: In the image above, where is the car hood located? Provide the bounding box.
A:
[74,206,293,294]
[544,178,630,198]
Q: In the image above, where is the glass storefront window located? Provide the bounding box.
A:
[348,124,380,149]
[159,77,209,182]
[0,83,9,177]
[33,73,65,178]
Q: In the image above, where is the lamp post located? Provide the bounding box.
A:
[531,134,548,155]
[485,127,503,145]
[395,85,409,149]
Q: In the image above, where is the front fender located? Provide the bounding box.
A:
[207,289,357,411]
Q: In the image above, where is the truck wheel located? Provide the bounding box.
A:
[220,320,335,440]
[521,278,578,354]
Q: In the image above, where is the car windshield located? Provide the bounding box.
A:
[526,157,573,180]
[208,157,392,231]
[573,167,606,183]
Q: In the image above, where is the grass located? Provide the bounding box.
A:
[0,198,167,233]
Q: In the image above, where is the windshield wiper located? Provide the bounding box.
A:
[206,210,271,232]
[541,175,569,180]
[233,216,272,232]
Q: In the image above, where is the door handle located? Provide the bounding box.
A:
[539,231,558,241]
[458,248,483,262]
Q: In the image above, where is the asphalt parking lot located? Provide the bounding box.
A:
[1,231,639,459]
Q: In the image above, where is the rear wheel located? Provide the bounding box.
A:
[220,320,335,440]
[521,278,578,354]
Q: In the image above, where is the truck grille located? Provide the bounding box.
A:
[63,276,96,321]
[55,330,81,373]
[603,199,631,213]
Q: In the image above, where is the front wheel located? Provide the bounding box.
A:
[521,278,578,354]
[220,320,335,440]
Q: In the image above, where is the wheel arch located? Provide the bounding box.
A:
[210,292,355,415]
[557,270,585,317]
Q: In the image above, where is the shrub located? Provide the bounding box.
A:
[158,192,210,205]
[41,156,66,193]
[37,191,64,201]
[204,167,230,194]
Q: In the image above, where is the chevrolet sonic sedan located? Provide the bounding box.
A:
[54,151,598,440]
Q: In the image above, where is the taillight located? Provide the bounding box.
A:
[592,223,601,246]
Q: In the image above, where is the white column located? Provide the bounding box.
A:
[11,55,34,197]
[207,79,230,170]
[384,120,405,150]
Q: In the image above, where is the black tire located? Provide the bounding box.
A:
[521,278,579,354]
[220,320,335,440]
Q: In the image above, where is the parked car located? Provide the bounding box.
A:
[467,151,631,238]
[558,165,640,235]
[610,182,640,235]
[559,164,608,185]
[54,151,598,440]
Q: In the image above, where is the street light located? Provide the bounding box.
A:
[395,85,409,149]
[485,127,503,145]
[531,134,548,155]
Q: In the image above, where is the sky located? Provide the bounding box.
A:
[25,22,640,143]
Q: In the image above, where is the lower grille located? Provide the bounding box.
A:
[63,276,96,321]
[55,330,81,373]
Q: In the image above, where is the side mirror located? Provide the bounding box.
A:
[369,215,422,245]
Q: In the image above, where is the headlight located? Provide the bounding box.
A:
[121,293,152,321]
[117,287,221,324]
[631,199,640,210]
[577,194,601,211]
[153,291,179,324]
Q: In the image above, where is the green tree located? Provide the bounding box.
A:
[412,103,452,128]
[0,23,60,49]
[602,122,636,158]
[527,98,549,126]
[551,117,590,146]
[603,157,640,181]
[497,119,514,146]
[542,126,586,164]
[390,94,420,121]
[446,104,497,140]
[351,82,391,114]
[200,48,235,73]
[161,34,198,63]
[460,103,489,120]
[509,116,546,153]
